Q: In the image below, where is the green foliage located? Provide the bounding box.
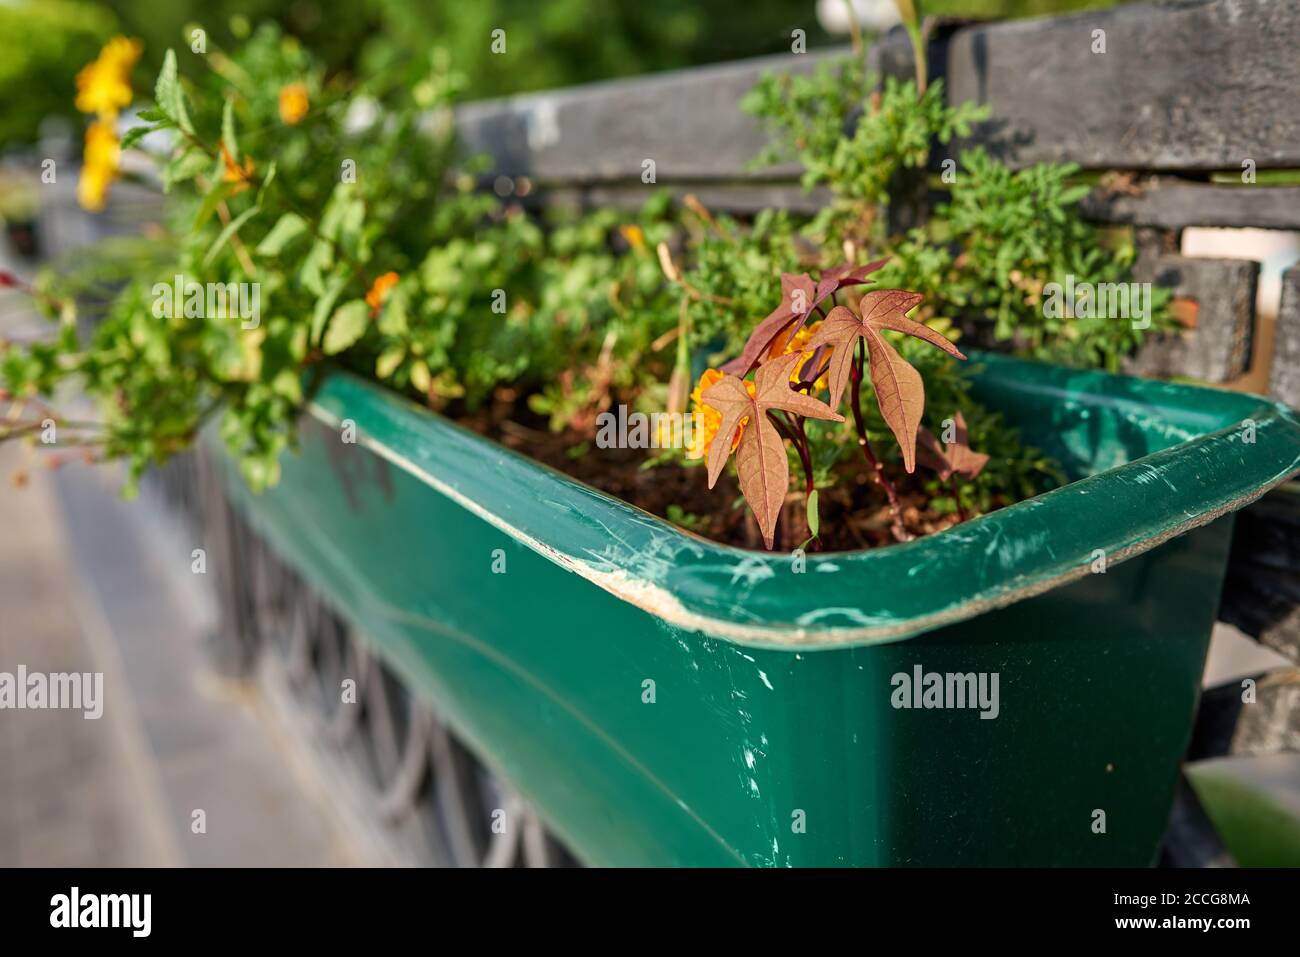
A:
[0,0,120,147]
[743,55,1174,372]
[0,26,1138,547]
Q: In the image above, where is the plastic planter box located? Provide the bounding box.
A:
[216,353,1300,866]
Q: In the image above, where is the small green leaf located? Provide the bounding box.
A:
[375,345,406,379]
[203,204,260,267]
[806,489,820,538]
[255,212,308,256]
[193,181,238,230]
[309,272,348,343]
[221,98,238,162]
[120,124,164,151]
[322,300,369,355]
[162,148,210,191]
[154,50,194,134]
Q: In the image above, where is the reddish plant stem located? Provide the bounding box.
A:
[850,338,909,540]
[768,410,814,494]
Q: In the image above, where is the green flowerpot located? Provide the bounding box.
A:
[215,353,1300,866]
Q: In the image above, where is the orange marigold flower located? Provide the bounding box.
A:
[772,321,832,392]
[75,37,141,120]
[278,84,310,125]
[366,272,400,312]
[687,368,756,461]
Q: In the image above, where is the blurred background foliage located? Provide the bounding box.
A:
[1,0,1123,149]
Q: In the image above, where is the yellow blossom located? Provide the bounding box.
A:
[78,121,120,212]
[769,321,832,392]
[75,37,141,120]
[618,224,646,251]
[278,84,310,125]
[687,368,756,461]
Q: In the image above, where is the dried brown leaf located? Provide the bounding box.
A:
[916,410,990,481]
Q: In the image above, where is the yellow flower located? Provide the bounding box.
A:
[687,368,756,461]
[770,321,831,393]
[221,146,255,191]
[366,272,400,313]
[78,121,120,212]
[278,84,310,125]
[75,37,141,120]
[618,224,646,251]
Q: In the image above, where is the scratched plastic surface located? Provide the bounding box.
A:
[219,352,1300,865]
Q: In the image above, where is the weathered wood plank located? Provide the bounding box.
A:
[1188,669,1300,760]
[457,1,1300,186]
[522,182,831,216]
[456,48,850,184]
[1219,485,1300,666]
[1272,266,1300,410]
[1081,179,1300,230]
[942,0,1300,171]
[1126,254,1258,382]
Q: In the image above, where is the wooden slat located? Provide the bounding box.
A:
[456,48,850,184]
[1272,266,1300,410]
[1219,486,1300,667]
[525,182,830,216]
[1081,179,1300,230]
[457,1,1300,186]
[1126,254,1258,382]
[941,0,1300,171]
[1188,669,1300,760]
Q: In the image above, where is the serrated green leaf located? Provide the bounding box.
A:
[322,300,369,355]
[120,124,164,151]
[154,50,194,135]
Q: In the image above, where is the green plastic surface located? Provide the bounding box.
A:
[218,352,1300,865]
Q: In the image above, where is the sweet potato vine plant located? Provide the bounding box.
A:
[690,256,987,549]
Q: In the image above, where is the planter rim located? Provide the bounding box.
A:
[304,353,1300,651]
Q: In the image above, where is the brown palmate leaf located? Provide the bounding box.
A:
[701,352,844,549]
[916,410,990,481]
[820,257,890,290]
[805,291,966,473]
[722,260,891,377]
[721,273,816,375]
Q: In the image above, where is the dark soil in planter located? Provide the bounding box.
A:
[457,398,1008,553]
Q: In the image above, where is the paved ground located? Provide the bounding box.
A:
[0,438,362,865]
